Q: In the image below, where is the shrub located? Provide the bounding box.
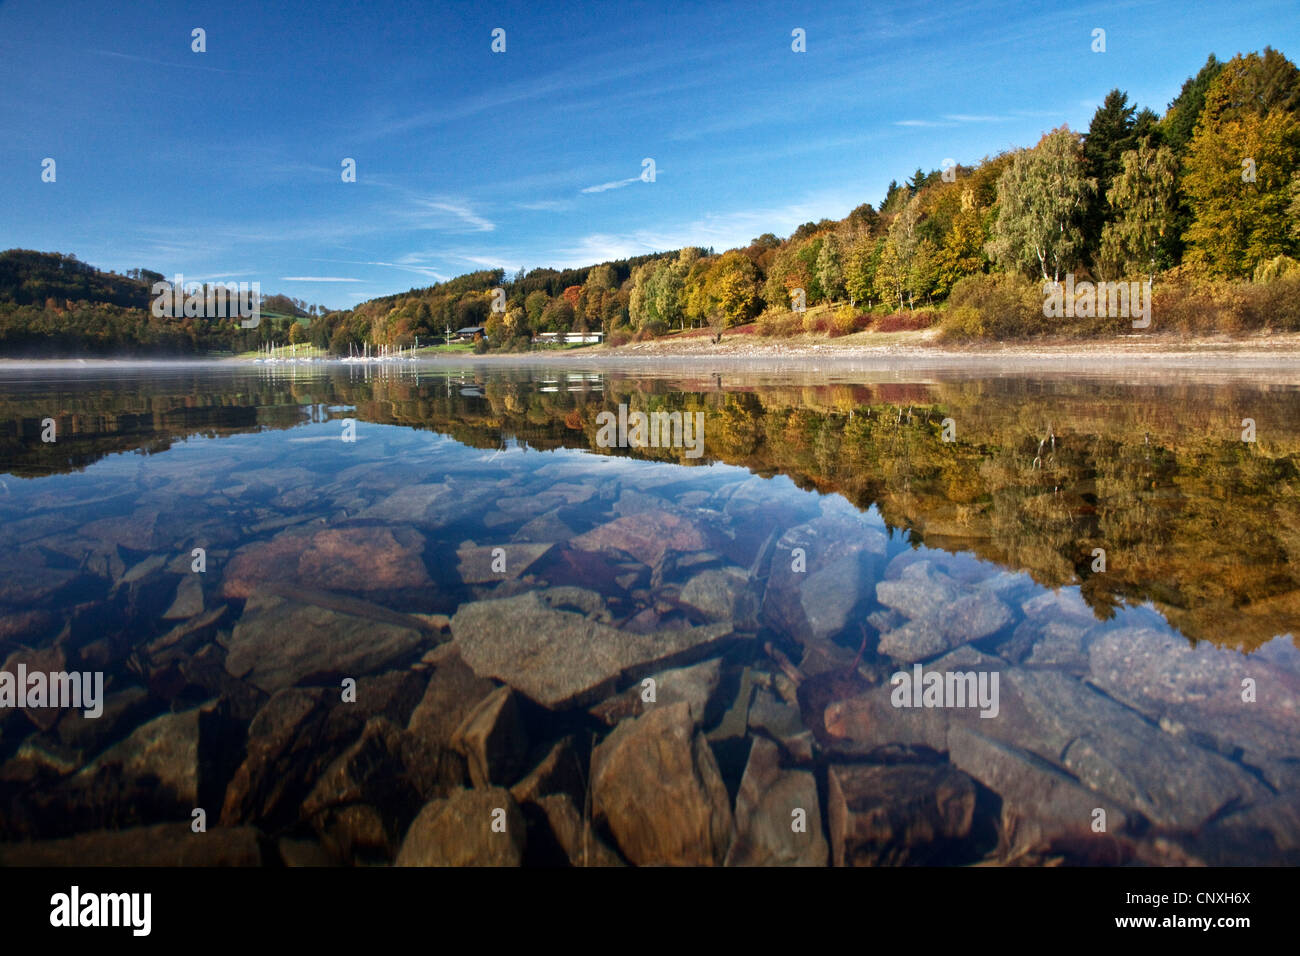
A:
[756,310,802,337]
[1255,275,1300,330]
[874,309,938,333]
[607,327,633,347]
[473,336,489,354]
[802,310,832,334]
[939,273,1043,340]
[830,305,865,337]
[1254,256,1300,283]
[940,305,984,338]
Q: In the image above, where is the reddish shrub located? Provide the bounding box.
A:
[873,310,938,332]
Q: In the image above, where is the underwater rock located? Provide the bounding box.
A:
[592,702,733,866]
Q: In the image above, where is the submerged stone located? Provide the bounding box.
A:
[225,592,426,692]
[452,590,735,709]
[396,788,525,866]
[726,737,826,866]
[221,525,432,600]
[592,702,733,866]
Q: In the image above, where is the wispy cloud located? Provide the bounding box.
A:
[552,192,862,266]
[86,48,239,75]
[368,256,449,281]
[896,112,1024,129]
[299,256,451,283]
[944,114,1010,123]
[580,176,643,194]
[449,254,512,270]
[516,199,575,212]
[400,197,495,233]
[279,276,362,282]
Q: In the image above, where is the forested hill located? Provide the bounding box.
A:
[0,250,154,310]
[0,250,318,356]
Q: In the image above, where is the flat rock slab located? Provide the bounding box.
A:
[876,560,961,620]
[877,592,1013,663]
[589,658,722,727]
[570,510,716,567]
[456,543,552,584]
[222,526,431,599]
[162,575,205,620]
[821,644,1271,834]
[226,592,426,693]
[679,566,761,630]
[452,590,735,709]
[941,649,1272,830]
[356,483,450,522]
[1087,626,1300,791]
[449,686,529,787]
[0,556,79,606]
[532,793,625,867]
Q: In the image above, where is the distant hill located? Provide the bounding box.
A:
[0,250,315,356]
[0,250,153,310]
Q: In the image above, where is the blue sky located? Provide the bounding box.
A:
[2,0,1297,309]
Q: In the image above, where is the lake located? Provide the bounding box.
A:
[0,359,1297,866]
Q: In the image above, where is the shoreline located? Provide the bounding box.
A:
[4,331,1300,373]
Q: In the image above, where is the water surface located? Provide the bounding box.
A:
[0,361,1296,866]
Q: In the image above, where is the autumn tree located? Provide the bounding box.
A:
[936,189,986,296]
[1182,109,1300,275]
[876,239,906,310]
[693,251,760,328]
[1182,50,1300,276]
[586,264,616,292]
[844,234,882,307]
[987,128,1096,282]
[763,244,810,312]
[524,290,549,329]
[908,238,939,305]
[1083,90,1139,265]
[815,234,846,303]
[1099,142,1179,277]
[1161,55,1224,153]
[880,194,924,306]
